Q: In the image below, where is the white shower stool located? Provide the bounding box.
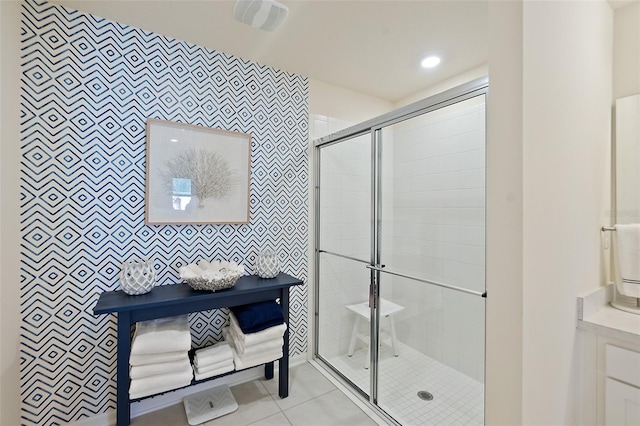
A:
[346,298,404,369]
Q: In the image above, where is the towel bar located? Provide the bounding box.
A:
[602,226,616,232]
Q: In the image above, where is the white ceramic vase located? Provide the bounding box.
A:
[256,250,280,279]
[119,259,156,295]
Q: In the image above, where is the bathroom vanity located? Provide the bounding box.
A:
[581,92,640,425]
[577,285,640,425]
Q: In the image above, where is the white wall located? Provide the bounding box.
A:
[0,1,22,425]
[394,64,488,109]
[613,1,640,100]
[485,1,524,424]
[309,78,392,123]
[521,2,612,425]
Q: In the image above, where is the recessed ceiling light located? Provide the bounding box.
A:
[421,56,441,69]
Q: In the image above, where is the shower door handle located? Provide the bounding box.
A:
[365,265,486,298]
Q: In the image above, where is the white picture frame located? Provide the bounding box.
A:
[145,118,251,224]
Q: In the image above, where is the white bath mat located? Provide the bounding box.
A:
[183,384,238,425]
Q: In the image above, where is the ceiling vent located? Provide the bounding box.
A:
[233,0,289,32]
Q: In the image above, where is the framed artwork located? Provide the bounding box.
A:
[145,118,251,224]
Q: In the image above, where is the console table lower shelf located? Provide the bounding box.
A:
[93,273,303,426]
[129,359,279,403]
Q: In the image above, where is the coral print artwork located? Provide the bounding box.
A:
[145,119,251,224]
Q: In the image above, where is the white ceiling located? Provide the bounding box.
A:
[54,0,489,103]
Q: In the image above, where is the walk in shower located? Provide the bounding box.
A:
[314,78,488,425]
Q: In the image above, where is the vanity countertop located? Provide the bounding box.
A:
[577,284,640,344]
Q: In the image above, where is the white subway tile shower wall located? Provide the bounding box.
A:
[389,96,486,383]
[313,116,370,360]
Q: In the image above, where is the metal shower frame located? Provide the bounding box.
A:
[313,76,489,423]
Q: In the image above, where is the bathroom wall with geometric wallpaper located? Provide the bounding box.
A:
[19,0,308,424]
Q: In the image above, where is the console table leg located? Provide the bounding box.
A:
[278,356,289,398]
[265,361,274,379]
[117,311,131,426]
[279,289,290,398]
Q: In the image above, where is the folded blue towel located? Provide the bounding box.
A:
[230,301,284,334]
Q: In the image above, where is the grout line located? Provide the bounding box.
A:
[320,342,484,425]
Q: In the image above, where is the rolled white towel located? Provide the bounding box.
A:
[130,356,190,379]
[193,341,233,368]
[129,350,187,366]
[131,315,191,356]
[193,362,234,381]
[210,260,221,270]
[193,355,233,373]
[226,325,245,354]
[223,328,283,370]
[229,313,286,351]
[233,347,283,370]
[130,381,192,400]
[129,364,193,400]
[195,359,234,375]
[227,326,283,356]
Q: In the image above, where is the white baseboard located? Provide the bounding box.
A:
[68,411,114,426]
[68,353,308,426]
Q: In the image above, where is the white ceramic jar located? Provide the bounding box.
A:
[118,259,156,295]
[256,250,280,279]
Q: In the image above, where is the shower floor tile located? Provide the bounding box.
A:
[327,342,484,425]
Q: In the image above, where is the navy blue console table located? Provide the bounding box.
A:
[93,273,303,426]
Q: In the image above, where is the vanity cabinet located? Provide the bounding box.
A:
[576,286,640,425]
[602,89,640,425]
[605,345,640,425]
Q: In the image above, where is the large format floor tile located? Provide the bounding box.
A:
[261,362,337,411]
[283,389,378,426]
[131,362,377,426]
[204,381,280,426]
[247,411,292,425]
[131,402,189,426]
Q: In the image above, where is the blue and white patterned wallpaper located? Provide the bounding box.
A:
[19,0,308,424]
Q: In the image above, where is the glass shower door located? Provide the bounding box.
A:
[315,132,373,397]
[374,95,487,425]
[314,79,489,425]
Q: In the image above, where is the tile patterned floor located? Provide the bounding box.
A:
[327,342,484,426]
[131,346,483,426]
[131,362,379,426]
